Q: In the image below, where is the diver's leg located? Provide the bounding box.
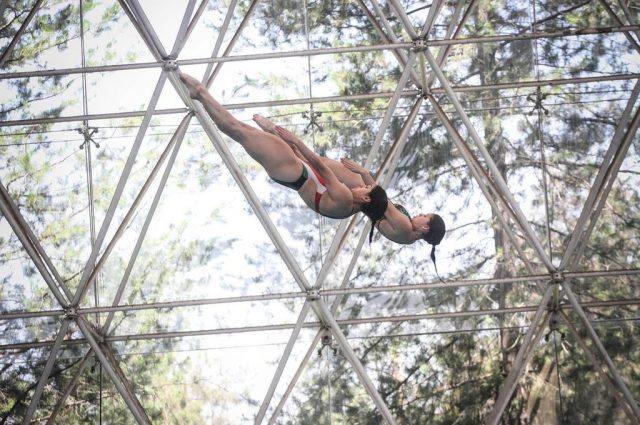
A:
[180,73,302,181]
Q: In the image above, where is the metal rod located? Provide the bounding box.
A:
[0,0,45,67]
[428,95,537,274]
[558,311,638,423]
[368,0,423,82]
[125,0,168,58]
[77,317,152,424]
[561,282,640,420]
[365,52,417,171]
[45,349,94,425]
[329,224,371,317]
[83,115,190,310]
[117,0,162,61]
[182,0,209,51]
[101,115,191,334]
[424,48,555,271]
[2,24,637,82]
[598,0,640,52]
[357,0,421,86]
[314,299,397,424]
[488,286,554,425]
[388,0,418,39]
[419,0,444,38]
[71,71,168,306]
[2,71,637,128]
[169,0,197,58]
[5,269,640,321]
[201,0,238,85]
[0,182,71,304]
[267,331,323,425]
[561,86,640,270]
[4,297,640,351]
[376,97,423,182]
[255,302,311,424]
[22,319,71,425]
[0,107,188,127]
[205,0,260,88]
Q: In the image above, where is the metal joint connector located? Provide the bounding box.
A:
[411,38,427,51]
[63,307,78,320]
[551,271,565,284]
[306,290,320,301]
[420,88,431,99]
[162,57,178,71]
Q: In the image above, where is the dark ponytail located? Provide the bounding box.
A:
[423,214,446,282]
[360,186,388,243]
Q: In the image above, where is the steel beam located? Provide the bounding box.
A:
[205,0,260,88]
[4,296,640,352]
[79,115,190,314]
[77,317,151,424]
[169,0,197,58]
[4,269,639,322]
[201,0,238,85]
[558,311,638,423]
[2,24,638,82]
[71,71,168,306]
[598,0,640,52]
[45,349,94,425]
[561,282,640,420]
[561,83,640,270]
[424,48,555,270]
[101,114,191,334]
[267,331,324,425]
[0,0,44,67]
[428,95,537,274]
[2,72,637,128]
[124,0,168,58]
[388,0,418,39]
[255,302,311,424]
[315,299,397,424]
[22,319,71,425]
[487,286,554,425]
[0,181,71,305]
[419,0,444,38]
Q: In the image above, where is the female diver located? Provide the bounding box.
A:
[252,114,446,256]
[179,72,388,225]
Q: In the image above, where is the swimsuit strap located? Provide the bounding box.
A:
[394,203,411,219]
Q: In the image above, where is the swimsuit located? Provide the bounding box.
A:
[272,161,327,212]
[393,203,411,219]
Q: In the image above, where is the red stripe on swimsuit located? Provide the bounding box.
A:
[302,162,327,213]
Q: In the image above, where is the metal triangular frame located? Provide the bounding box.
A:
[1,1,639,424]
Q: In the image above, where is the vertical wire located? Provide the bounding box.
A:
[79,0,102,421]
[531,0,560,418]
[553,332,565,422]
[531,0,553,264]
[303,0,324,268]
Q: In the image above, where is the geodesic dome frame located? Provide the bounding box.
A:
[1,0,639,424]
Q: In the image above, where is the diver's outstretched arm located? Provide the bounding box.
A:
[340,158,376,185]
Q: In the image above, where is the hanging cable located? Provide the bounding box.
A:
[302,0,326,270]
[552,330,565,422]
[530,0,553,264]
[79,0,102,421]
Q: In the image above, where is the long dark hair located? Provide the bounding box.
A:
[423,214,446,282]
[360,185,388,243]
[423,214,445,246]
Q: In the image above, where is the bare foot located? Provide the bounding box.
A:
[179,72,204,100]
[252,114,278,134]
